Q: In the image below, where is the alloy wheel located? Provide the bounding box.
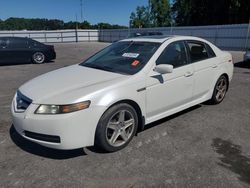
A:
[106,110,135,147]
[33,52,45,64]
[215,77,227,102]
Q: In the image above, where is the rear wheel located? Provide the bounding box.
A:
[210,75,228,104]
[32,52,45,64]
[95,103,138,152]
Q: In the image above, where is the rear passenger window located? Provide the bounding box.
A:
[187,42,209,62]
[156,41,188,68]
[205,43,216,58]
[30,40,43,47]
[9,38,28,48]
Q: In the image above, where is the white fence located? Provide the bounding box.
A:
[0,24,249,50]
[0,29,99,43]
[99,24,250,50]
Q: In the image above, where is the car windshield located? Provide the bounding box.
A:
[80,41,160,75]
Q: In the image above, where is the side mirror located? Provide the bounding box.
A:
[154,64,173,74]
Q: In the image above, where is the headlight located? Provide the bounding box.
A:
[35,101,91,114]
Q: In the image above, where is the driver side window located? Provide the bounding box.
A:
[156,41,188,68]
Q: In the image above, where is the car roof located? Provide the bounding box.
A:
[121,35,206,43]
[0,36,31,40]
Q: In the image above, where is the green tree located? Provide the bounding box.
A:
[79,21,91,29]
[0,18,127,30]
[172,0,250,26]
[130,6,151,28]
[130,0,171,28]
[172,0,191,26]
[95,22,127,29]
[150,0,171,27]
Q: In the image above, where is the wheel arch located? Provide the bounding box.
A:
[96,99,145,135]
[220,73,229,91]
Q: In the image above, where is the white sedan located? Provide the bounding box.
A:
[11,36,234,152]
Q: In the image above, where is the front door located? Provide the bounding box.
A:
[8,38,31,62]
[146,41,194,123]
[0,38,10,63]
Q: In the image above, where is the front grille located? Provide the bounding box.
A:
[16,91,32,111]
[24,131,61,143]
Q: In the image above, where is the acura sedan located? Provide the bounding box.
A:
[11,36,233,152]
[0,37,56,64]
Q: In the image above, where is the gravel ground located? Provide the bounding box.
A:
[0,43,250,188]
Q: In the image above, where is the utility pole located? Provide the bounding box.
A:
[75,13,78,29]
[80,0,83,22]
[75,13,78,42]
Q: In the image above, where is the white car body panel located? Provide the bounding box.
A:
[146,63,194,123]
[11,36,234,150]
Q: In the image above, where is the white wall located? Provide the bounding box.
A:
[0,29,99,43]
[0,24,249,50]
[99,24,250,50]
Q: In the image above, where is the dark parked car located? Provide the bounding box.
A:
[0,37,56,64]
[129,31,163,38]
[244,49,250,63]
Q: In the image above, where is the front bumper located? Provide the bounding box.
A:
[11,97,106,150]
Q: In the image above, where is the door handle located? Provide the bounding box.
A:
[185,71,193,77]
[212,64,218,68]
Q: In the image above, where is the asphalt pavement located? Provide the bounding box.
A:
[0,43,250,188]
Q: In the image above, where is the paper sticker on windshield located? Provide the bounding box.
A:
[131,60,140,67]
[122,53,139,58]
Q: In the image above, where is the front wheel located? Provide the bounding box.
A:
[210,75,228,104]
[32,52,45,64]
[95,103,138,152]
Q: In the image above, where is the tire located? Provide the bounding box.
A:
[95,103,138,152]
[32,52,45,64]
[210,75,228,104]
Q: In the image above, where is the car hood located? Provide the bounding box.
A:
[19,65,126,104]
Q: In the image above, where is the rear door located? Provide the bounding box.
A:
[186,40,217,99]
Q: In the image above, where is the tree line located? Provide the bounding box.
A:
[0,18,128,30]
[0,1,249,30]
[130,0,250,28]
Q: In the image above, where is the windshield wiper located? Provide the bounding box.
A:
[83,64,115,73]
[83,64,129,75]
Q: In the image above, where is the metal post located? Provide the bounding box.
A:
[128,20,131,38]
[98,29,101,42]
[88,31,90,42]
[61,32,63,42]
[244,18,250,50]
[170,23,173,35]
[214,25,219,45]
[98,29,100,42]
[75,29,78,43]
[44,32,47,43]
